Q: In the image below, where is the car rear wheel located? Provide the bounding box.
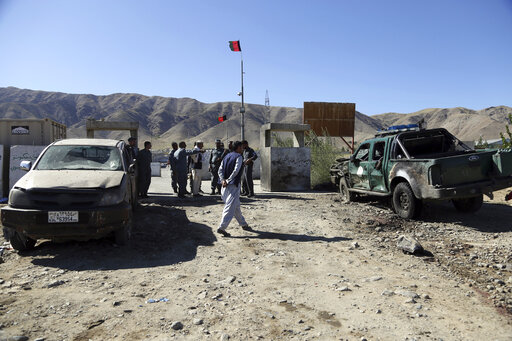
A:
[115,211,133,246]
[339,177,354,203]
[452,195,483,213]
[392,182,422,219]
[3,228,36,251]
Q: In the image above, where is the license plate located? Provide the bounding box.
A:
[48,211,79,223]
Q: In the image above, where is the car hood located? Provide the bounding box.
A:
[15,170,125,190]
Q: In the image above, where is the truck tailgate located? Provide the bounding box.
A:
[434,151,496,186]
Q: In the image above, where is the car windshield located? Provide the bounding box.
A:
[36,145,123,171]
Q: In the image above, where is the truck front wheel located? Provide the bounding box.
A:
[392,182,422,219]
[452,195,483,213]
[339,177,355,203]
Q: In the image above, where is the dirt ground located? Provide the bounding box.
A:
[0,175,511,341]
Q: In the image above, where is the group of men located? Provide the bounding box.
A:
[167,139,257,199]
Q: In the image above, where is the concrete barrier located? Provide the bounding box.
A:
[150,162,162,177]
[9,145,46,190]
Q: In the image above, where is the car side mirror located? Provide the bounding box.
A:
[20,161,32,171]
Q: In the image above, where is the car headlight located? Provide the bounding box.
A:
[98,188,124,206]
[8,188,32,208]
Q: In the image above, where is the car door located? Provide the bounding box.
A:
[348,143,371,190]
[368,140,388,192]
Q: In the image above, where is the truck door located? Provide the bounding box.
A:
[368,141,387,192]
[349,143,371,190]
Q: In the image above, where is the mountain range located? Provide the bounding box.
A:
[0,87,510,149]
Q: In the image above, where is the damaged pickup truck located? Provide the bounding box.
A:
[330,125,512,219]
[1,139,137,251]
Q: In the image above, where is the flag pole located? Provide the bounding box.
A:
[240,52,245,141]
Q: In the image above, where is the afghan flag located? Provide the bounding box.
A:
[229,40,241,52]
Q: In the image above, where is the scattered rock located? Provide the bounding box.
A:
[351,242,360,248]
[220,334,230,341]
[217,276,236,285]
[337,286,351,292]
[381,290,394,297]
[363,276,383,282]
[46,280,66,288]
[396,235,423,254]
[171,321,183,330]
[395,290,419,299]
[193,318,203,325]
[6,336,29,341]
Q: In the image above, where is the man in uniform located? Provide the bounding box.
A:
[168,142,179,194]
[217,141,251,237]
[209,139,225,195]
[137,141,152,198]
[241,140,258,197]
[124,137,137,165]
[174,141,202,198]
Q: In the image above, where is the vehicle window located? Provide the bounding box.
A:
[400,130,472,158]
[36,146,123,171]
[355,144,370,161]
[372,142,385,161]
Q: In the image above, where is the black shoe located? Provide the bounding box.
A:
[178,194,186,198]
[193,194,202,197]
[217,229,231,237]
[210,191,216,195]
[247,193,255,198]
[241,225,252,231]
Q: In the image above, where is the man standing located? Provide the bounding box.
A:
[209,139,225,195]
[137,141,152,198]
[241,140,258,197]
[190,140,205,197]
[217,141,251,237]
[168,142,179,194]
[124,137,138,165]
[174,141,202,198]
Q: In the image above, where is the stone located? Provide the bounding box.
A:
[363,276,383,282]
[468,253,478,261]
[193,318,203,325]
[351,242,360,248]
[171,321,183,330]
[337,286,351,292]
[197,291,207,299]
[395,290,419,299]
[220,334,230,341]
[7,337,29,341]
[46,280,66,288]
[217,276,236,285]
[396,235,423,254]
[381,290,394,296]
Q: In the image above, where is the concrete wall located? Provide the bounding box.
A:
[260,147,310,191]
[9,145,46,190]
[0,146,3,198]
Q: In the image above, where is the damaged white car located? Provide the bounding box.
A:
[1,139,137,251]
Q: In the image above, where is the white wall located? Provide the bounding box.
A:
[9,145,46,190]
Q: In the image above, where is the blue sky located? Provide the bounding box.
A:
[0,0,511,115]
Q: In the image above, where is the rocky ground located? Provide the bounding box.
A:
[0,176,511,341]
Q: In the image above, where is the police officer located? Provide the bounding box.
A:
[209,139,225,195]
[137,141,152,198]
[241,140,258,197]
[173,141,202,198]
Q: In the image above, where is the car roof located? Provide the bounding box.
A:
[52,138,123,147]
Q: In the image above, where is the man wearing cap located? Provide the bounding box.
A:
[209,139,225,195]
[217,141,250,237]
[190,140,205,197]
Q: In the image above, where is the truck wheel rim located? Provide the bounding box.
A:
[399,192,409,210]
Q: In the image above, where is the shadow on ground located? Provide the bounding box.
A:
[354,195,512,233]
[230,228,351,243]
[28,204,216,271]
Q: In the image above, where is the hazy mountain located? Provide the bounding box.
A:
[0,87,509,149]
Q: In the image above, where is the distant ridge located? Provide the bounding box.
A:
[0,87,510,148]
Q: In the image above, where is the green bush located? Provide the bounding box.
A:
[306,131,345,188]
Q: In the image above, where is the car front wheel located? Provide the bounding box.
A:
[3,228,36,251]
[339,177,354,203]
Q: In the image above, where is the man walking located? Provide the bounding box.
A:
[168,142,179,194]
[174,141,202,198]
[217,141,251,237]
[190,140,205,197]
[209,139,225,195]
[137,141,152,198]
[241,140,258,197]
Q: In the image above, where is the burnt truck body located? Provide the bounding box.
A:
[330,126,512,218]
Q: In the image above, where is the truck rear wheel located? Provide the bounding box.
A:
[339,177,354,203]
[392,182,422,219]
[452,195,483,213]
[3,228,36,251]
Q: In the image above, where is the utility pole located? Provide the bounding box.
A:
[265,90,270,123]
[240,57,245,141]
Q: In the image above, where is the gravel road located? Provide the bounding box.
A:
[0,173,511,340]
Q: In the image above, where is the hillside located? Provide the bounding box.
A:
[0,87,510,148]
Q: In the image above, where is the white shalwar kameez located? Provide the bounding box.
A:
[218,154,247,231]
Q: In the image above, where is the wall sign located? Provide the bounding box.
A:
[11,126,30,135]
